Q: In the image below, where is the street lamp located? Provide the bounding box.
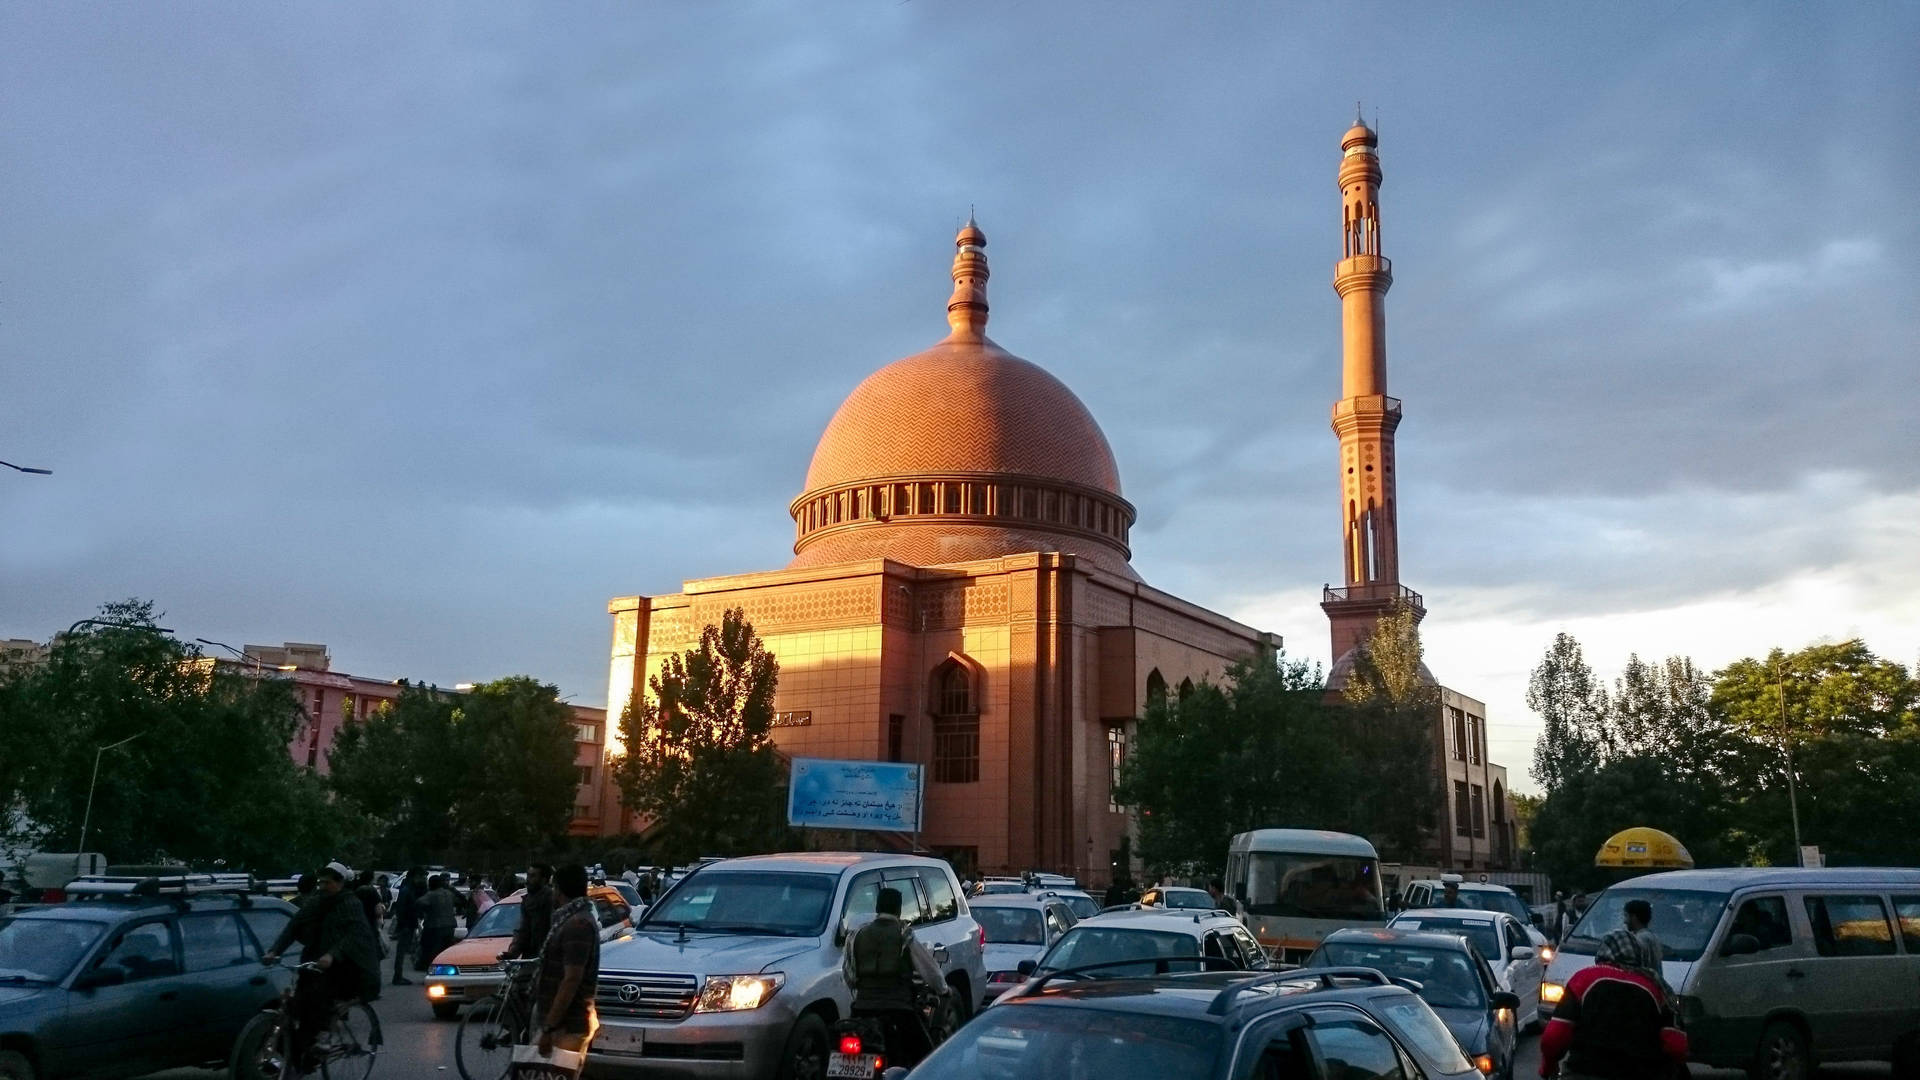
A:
[195,638,264,673]
[76,732,146,875]
[66,616,173,638]
[1775,663,1805,864]
[1,459,52,476]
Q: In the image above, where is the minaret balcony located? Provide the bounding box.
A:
[1332,395,1402,421]
[1323,582,1424,609]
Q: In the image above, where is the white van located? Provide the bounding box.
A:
[1541,867,1920,1078]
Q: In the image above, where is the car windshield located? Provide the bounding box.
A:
[0,917,107,983]
[1458,888,1534,924]
[641,871,836,936]
[1315,942,1487,1009]
[469,903,522,939]
[1389,916,1500,964]
[1561,887,1729,963]
[977,907,1046,946]
[1156,890,1212,910]
[1040,927,1199,976]
[1243,853,1383,921]
[909,1002,1222,1080]
[1060,895,1102,920]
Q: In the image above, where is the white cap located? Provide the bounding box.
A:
[1440,873,1463,885]
[323,861,352,881]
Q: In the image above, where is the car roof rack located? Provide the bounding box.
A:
[1206,966,1396,1015]
[1011,956,1247,999]
[66,872,262,905]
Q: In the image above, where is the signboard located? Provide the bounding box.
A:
[772,711,813,728]
[1799,845,1823,868]
[788,758,923,834]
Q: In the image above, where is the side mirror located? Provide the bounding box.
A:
[453,927,468,941]
[1015,959,1036,977]
[1509,945,1536,962]
[1490,990,1521,1013]
[1721,933,1761,957]
[75,966,127,991]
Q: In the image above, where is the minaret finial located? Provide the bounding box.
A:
[947,216,989,340]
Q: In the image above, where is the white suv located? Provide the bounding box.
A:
[587,853,986,1079]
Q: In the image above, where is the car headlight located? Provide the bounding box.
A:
[1474,1054,1495,1075]
[429,964,458,976]
[1539,946,1555,964]
[1540,981,1564,1004]
[694,973,785,1013]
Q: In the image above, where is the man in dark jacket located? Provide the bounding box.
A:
[264,862,381,1070]
[390,868,424,985]
[843,887,949,1068]
[506,863,557,961]
[1538,930,1687,1078]
[418,873,459,971]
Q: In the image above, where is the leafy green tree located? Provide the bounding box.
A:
[0,600,354,869]
[328,682,464,863]
[1527,633,1607,795]
[1339,603,1441,862]
[1116,653,1346,877]
[1713,640,1917,740]
[610,608,793,866]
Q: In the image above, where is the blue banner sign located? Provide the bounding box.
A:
[788,758,923,833]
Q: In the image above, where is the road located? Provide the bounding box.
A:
[1511,1028,1892,1079]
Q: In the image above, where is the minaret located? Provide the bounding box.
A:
[946,213,990,340]
[1323,114,1425,665]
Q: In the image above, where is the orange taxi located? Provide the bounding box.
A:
[425,885,635,1018]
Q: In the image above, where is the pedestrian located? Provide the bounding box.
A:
[1623,898,1672,994]
[1437,873,1467,908]
[391,867,424,985]
[471,877,497,918]
[353,869,386,931]
[637,872,655,907]
[291,872,316,911]
[530,863,601,1068]
[418,873,459,972]
[1207,877,1243,918]
[1552,891,1570,943]
[376,873,394,911]
[1537,929,1688,1078]
[507,864,558,960]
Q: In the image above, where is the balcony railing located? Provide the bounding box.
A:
[1323,583,1425,608]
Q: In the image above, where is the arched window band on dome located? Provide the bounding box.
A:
[791,473,1135,555]
[930,657,979,785]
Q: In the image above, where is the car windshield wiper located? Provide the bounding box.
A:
[0,974,43,984]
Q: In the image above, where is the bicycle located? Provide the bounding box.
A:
[454,957,541,1080]
[230,961,383,1080]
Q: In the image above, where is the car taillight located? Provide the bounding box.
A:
[977,924,986,951]
[839,1035,862,1056]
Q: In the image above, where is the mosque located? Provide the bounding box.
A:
[601,120,1515,881]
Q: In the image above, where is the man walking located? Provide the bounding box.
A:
[418,873,459,971]
[1624,898,1673,995]
[532,864,601,1064]
[507,863,558,961]
[390,867,424,985]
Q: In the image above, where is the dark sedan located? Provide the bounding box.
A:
[1308,927,1520,1079]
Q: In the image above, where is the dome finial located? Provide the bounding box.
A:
[947,215,989,340]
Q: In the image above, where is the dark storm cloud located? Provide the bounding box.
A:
[3,2,1914,704]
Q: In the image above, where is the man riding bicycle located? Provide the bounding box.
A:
[263,861,382,1071]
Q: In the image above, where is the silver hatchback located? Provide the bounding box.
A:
[586,853,986,1080]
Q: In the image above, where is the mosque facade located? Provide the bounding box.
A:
[602,120,1513,882]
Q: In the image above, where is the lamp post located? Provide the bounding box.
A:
[76,732,146,875]
[195,638,264,673]
[1,459,52,475]
[1776,664,1805,864]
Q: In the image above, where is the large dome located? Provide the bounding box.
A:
[788,221,1138,579]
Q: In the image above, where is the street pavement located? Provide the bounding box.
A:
[147,986,464,1079]
[1511,1028,1893,1079]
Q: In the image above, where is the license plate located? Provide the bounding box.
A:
[596,1026,645,1055]
[827,1052,881,1078]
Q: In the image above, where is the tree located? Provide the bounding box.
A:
[0,600,354,869]
[1527,633,1607,795]
[1116,653,1347,877]
[1339,603,1441,862]
[610,608,793,866]
[328,677,580,867]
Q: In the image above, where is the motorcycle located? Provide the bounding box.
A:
[827,980,954,1080]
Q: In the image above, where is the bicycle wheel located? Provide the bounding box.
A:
[455,992,526,1080]
[319,1002,381,1080]
[229,1011,296,1080]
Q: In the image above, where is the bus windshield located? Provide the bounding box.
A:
[1243,852,1382,921]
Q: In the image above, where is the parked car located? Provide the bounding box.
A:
[1136,886,1215,911]
[608,880,647,912]
[1388,908,1544,1031]
[1399,878,1555,961]
[970,894,1079,1010]
[968,878,1028,898]
[909,966,1483,1079]
[0,875,296,1080]
[1046,889,1101,921]
[585,853,986,1079]
[1309,927,1522,1079]
[424,885,634,1018]
[1006,907,1269,993]
[1542,867,1920,1078]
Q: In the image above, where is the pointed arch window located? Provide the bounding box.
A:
[931,660,979,784]
[1145,669,1167,711]
[1178,677,1195,703]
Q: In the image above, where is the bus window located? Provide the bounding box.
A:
[1244,853,1381,921]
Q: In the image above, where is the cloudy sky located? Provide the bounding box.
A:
[5,4,1915,793]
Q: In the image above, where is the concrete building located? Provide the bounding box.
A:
[0,638,49,674]
[1317,119,1517,870]
[607,218,1279,883]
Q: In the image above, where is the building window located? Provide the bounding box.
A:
[1107,724,1129,812]
[575,723,597,743]
[578,765,594,788]
[887,714,904,762]
[1451,708,1468,761]
[968,484,986,515]
[1145,669,1167,712]
[1470,717,1483,765]
[1471,784,1486,838]
[931,663,978,784]
[943,483,961,514]
[1178,677,1195,703]
[1454,781,1471,837]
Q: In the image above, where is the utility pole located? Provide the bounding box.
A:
[1777,668,1804,864]
[77,732,146,875]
